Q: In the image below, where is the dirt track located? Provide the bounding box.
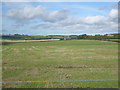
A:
[1,39,60,43]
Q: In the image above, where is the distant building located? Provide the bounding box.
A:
[63,38,71,40]
[107,34,114,37]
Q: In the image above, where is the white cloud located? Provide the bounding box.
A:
[5,5,118,34]
[6,6,47,20]
[32,14,117,33]
[43,8,69,22]
[5,6,69,23]
[84,16,107,24]
[109,9,118,19]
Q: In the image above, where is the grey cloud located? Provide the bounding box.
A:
[112,4,118,9]
[43,8,69,23]
[5,5,118,34]
[98,6,109,11]
[98,4,118,11]
[5,6,69,23]
[6,6,47,20]
[32,9,118,33]
[32,24,52,29]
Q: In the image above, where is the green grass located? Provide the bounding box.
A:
[2,40,118,88]
[110,39,120,42]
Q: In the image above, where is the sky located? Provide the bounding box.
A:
[1,2,118,35]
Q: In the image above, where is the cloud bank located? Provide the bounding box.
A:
[6,6,70,23]
[4,5,118,34]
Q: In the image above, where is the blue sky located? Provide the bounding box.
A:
[2,2,118,35]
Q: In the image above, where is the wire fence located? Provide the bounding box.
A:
[1,79,118,83]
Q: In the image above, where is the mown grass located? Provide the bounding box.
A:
[2,40,118,88]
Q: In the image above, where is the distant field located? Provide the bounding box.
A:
[1,39,60,43]
[2,40,118,88]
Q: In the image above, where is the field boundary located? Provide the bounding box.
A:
[1,39,60,43]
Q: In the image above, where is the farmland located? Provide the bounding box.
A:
[2,40,118,88]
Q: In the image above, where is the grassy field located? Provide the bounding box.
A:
[2,40,118,88]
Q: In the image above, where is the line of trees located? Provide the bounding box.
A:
[1,33,120,41]
[77,34,119,40]
[1,34,51,40]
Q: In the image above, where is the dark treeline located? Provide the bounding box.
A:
[77,34,119,40]
[1,34,70,40]
[1,34,51,40]
[1,33,120,42]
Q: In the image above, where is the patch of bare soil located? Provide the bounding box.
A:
[57,65,88,68]
[1,39,60,43]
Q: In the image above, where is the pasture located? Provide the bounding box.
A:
[2,40,118,88]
